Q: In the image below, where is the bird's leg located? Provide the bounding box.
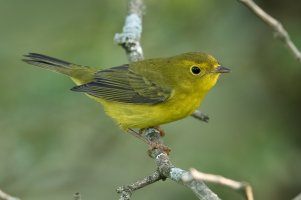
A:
[127,128,171,155]
[142,127,170,155]
[139,128,145,135]
[144,127,170,154]
[128,128,149,145]
[153,126,165,137]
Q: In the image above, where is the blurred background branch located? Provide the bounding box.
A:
[0,189,19,200]
[73,192,81,200]
[239,0,301,62]
[292,193,301,200]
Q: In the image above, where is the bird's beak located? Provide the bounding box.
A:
[211,65,230,73]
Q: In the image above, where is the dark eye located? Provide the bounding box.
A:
[191,66,201,75]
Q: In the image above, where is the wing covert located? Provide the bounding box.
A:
[71,65,171,104]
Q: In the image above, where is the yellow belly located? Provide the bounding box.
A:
[93,91,206,130]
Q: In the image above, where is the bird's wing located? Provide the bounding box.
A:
[71,64,172,104]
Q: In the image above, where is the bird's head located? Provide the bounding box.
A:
[171,52,230,92]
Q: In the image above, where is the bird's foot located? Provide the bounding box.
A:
[128,128,171,156]
[147,142,171,156]
[153,126,165,137]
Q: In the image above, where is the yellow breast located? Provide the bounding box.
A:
[94,90,206,130]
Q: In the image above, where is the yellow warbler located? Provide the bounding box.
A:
[23,52,229,131]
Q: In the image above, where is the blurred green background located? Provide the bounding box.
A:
[0,0,300,199]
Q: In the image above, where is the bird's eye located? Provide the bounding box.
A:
[191,66,201,75]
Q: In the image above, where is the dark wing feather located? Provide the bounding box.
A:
[71,65,171,104]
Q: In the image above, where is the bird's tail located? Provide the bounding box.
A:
[23,53,78,76]
[23,53,96,85]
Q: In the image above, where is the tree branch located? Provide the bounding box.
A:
[0,189,20,200]
[187,168,254,200]
[117,129,221,200]
[114,1,221,199]
[117,128,221,200]
[292,193,301,200]
[114,0,144,62]
[116,171,162,200]
[73,192,81,200]
[238,0,301,62]
[191,110,209,123]
[145,129,221,200]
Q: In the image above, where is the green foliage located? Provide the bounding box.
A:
[0,0,300,199]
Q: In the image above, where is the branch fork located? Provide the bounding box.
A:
[239,0,301,62]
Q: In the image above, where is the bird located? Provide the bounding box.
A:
[23,52,229,151]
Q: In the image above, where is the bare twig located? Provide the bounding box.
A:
[116,171,161,200]
[114,0,144,62]
[114,0,247,199]
[117,128,221,200]
[191,110,210,123]
[145,129,221,200]
[238,0,301,62]
[115,0,222,199]
[293,193,301,200]
[187,168,254,200]
[0,189,20,200]
[73,192,81,200]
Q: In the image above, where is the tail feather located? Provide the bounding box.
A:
[23,53,98,85]
[23,53,74,76]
